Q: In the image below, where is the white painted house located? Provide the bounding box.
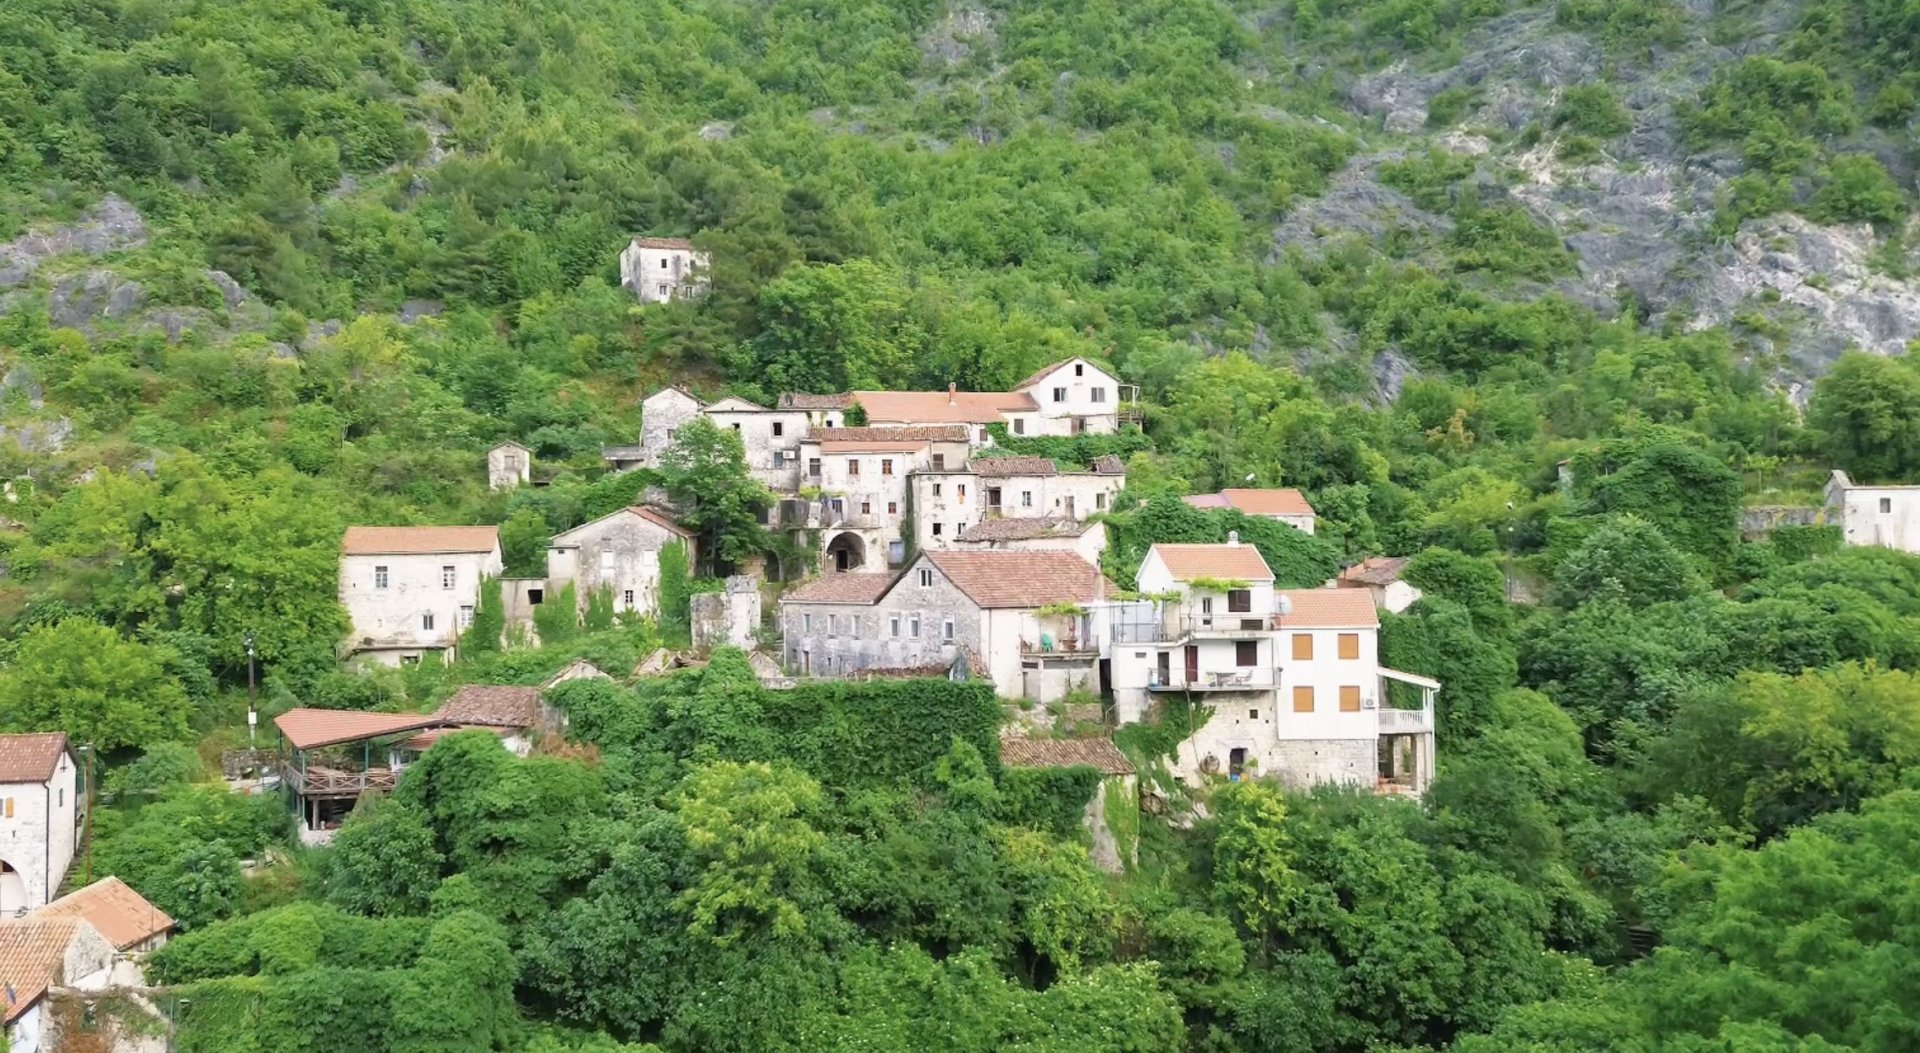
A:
[1103,542,1437,795]
[1825,470,1920,552]
[487,442,531,491]
[545,505,695,617]
[619,236,710,304]
[0,735,77,917]
[1009,356,1135,435]
[340,526,503,666]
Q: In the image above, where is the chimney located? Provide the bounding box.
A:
[1227,530,1240,546]
[948,382,957,406]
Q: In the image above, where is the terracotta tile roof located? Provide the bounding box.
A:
[924,551,1105,609]
[782,573,899,605]
[778,393,856,410]
[998,735,1134,775]
[1181,493,1231,510]
[1221,488,1314,516]
[434,685,542,728]
[851,390,1037,424]
[809,426,969,443]
[0,733,67,783]
[1274,588,1380,628]
[1149,544,1275,583]
[489,440,530,452]
[956,516,1090,542]
[0,917,88,1021]
[342,525,499,556]
[274,709,449,751]
[971,457,1056,477]
[400,726,512,751]
[1012,357,1114,391]
[1338,555,1411,587]
[550,506,691,546]
[632,506,693,538]
[39,878,173,951]
[820,441,930,453]
[631,236,696,250]
[1091,454,1127,475]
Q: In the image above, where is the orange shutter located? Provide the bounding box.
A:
[1340,686,1362,712]
[1291,634,1313,661]
[1292,686,1315,712]
[1338,633,1359,659]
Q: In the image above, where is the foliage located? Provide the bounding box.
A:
[999,765,1102,838]
[459,577,506,656]
[0,619,190,750]
[983,423,1153,469]
[1552,85,1631,139]
[325,796,445,917]
[534,582,582,646]
[104,742,205,798]
[1808,352,1920,481]
[1104,492,1340,590]
[659,419,772,574]
[1549,516,1702,609]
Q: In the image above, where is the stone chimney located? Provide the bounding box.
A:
[948,382,957,405]
[1227,530,1240,546]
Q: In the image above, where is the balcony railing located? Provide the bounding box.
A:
[1377,700,1435,735]
[1148,668,1275,692]
[283,762,395,799]
[1110,611,1268,643]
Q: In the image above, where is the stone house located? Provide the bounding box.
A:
[1825,469,1920,552]
[340,526,502,666]
[487,442,531,491]
[998,735,1138,874]
[795,426,972,571]
[779,550,1108,699]
[545,505,694,618]
[1336,556,1423,613]
[0,734,77,916]
[605,388,808,490]
[1183,487,1317,534]
[0,915,118,1053]
[775,392,855,429]
[953,517,1107,564]
[38,877,173,958]
[619,236,710,304]
[910,455,1122,554]
[1102,543,1437,795]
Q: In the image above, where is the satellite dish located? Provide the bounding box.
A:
[1275,595,1293,617]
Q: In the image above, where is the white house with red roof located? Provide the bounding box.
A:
[619,236,710,304]
[1104,540,1437,795]
[340,525,503,667]
[0,734,77,916]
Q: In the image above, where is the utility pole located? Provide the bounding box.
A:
[245,632,258,747]
[1505,501,1517,603]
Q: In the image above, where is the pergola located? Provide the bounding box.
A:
[273,709,454,836]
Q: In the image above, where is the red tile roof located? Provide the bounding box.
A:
[999,735,1134,775]
[342,525,499,556]
[783,573,899,604]
[1274,588,1380,628]
[631,236,696,250]
[274,709,449,751]
[39,878,172,951]
[0,918,88,1021]
[1091,454,1127,475]
[1149,544,1275,582]
[1338,555,1411,587]
[956,516,1091,542]
[632,506,693,538]
[778,393,856,410]
[434,685,543,728]
[971,457,1056,477]
[820,441,929,453]
[0,733,68,783]
[809,426,970,443]
[1183,488,1314,516]
[923,551,1105,609]
[852,390,1037,424]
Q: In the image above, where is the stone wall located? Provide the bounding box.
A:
[1739,504,1824,541]
[693,576,763,652]
[782,572,982,677]
[1264,738,1377,790]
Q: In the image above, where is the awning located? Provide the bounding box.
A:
[1380,668,1441,692]
[275,709,452,751]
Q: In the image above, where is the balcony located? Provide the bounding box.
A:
[1110,610,1269,644]
[1148,668,1275,692]
[282,762,396,799]
[1376,703,1434,735]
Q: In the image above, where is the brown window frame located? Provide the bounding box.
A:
[1291,634,1313,661]
[1338,632,1359,660]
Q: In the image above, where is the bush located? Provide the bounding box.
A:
[1809,155,1908,225]
[1552,85,1630,138]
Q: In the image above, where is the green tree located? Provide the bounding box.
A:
[677,760,830,941]
[1808,352,1920,481]
[0,620,190,750]
[325,796,445,917]
[659,419,772,575]
[1550,516,1703,609]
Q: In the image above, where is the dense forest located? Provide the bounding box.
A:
[3,0,1920,1048]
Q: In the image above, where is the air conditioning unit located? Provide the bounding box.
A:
[1362,695,1378,709]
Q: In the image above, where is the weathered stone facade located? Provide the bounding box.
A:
[546,506,694,618]
[782,566,983,678]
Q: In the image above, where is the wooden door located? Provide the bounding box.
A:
[1184,645,1199,685]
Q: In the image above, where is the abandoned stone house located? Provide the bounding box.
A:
[1336,555,1423,614]
[619,236,710,304]
[952,516,1107,564]
[339,526,502,666]
[545,505,696,617]
[1182,487,1318,534]
[779,550,1109,701]
[487,442,531,491]
[1825,469,1920,553]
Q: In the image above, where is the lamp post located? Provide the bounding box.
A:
[77,743,92,885]
[245,632,258,747]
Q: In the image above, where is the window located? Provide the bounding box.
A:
[1075,363,1085,377]
[660,259,669,269]
[933,483,943,497]
[1236,641,1258,666]
[1228,589,1251,613]
[622,590,634,609]
[808,457,822,476]
[919,568,934,587]
[4,798,12,818]
[804,613,814,633]
[657,283,669,296]
[1052,386,1067,402]
[943,618,955,641]
[1292,634,1313,661]
[1021,491,1033,507]
[528,588,544,605]
[1340,686,1363,712]
[887,501,898,515]
[731,423,740,432]
[1292,686,1315,712]
[599,550,615,573]
[862,501,872,515]
[932,522,943,536]
[1882,497,1894,514]
[957,485,968,500]
[423,613,436,631]
[374,565,389,589]
[851,617,861,639]
[773,422,784,437]
[1013,418,1025,435]
[772,451,785,468]
[442,565,456,589]
[828,615,839,637]
[459,605,474,627]
[932,454,946,470]
[978,427,989,442]
[909,614,921,638]
[58,789,63,807]
[890,615,902,638]
[1200,596,1213,615]
[1091,387,1107,403]
[848,459,861,477]
[1338,633,1360,660]
[1095,493,1106,510]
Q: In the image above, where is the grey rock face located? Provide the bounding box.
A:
[397,299,444,323]
[1373,350,1416,404]
[206,270,252,309]
[0,417,72,454]
[3,366,44,410]
[141,307,216,343]
[49,270,146,328]
[0,195,148,289]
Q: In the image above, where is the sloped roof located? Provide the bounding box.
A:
[488,440,530,453]
[1274,588,1380,629]
[820,441,928,454]
[631,236,696,250]
[1338,555,1411,587]
[543,659,611,688]
[275,709,449,751]
[1181,493,1230,510]
[971,457,1056,477]
[39,878,173,951]
[778,393,856,410]
[0,733,68,784]
[808,426,970,443]
[1148,544,1275,583]
[851,390,1037,424]
[0,917,90,1021]
[923,551,1105,609]
[1012,357,1114,391]
[999,735,1134,775]
[1091,454,1127,475]
[342,525,499,556]
[704,395,767,412]
[434,685,543,728]
[1220,488,1314,516]
[782,573,898,605]
[550,506,692,546]
[957,516,1091,542]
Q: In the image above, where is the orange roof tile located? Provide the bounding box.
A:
[1149,544,1275,582]
[342,525,499,556]
[778,393,857,410]
[971,457,1056,477]
[809,426,970,443]
[999,735,1133,775]
[632,506,693,538]
[434,685,543,728]
[819,441,929,453]
[1221,488,1314,516]
[39,878,172,951]
[1274,588,1380,628]
[631,236,696,250]
[0,917,88,1021]
[0,733,68,784]
[923,551,1105,609]
[274,709,450,751]
[1012,357,1115,390]
[1338,555,1411,587]
[851,390,1036,424]
[782,573,899,604]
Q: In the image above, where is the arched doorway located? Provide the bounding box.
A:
[0,859,27,916]
[825,532,867,572]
